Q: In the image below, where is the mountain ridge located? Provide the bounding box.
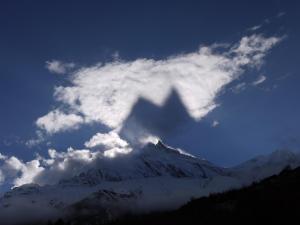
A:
[0,142,299,225]
[106,166,300,225]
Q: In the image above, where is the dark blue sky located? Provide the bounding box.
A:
[0,0,299,166]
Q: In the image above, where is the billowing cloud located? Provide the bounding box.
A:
[45,60,75,75]
[2,34,281,189]
[13,160,44,187]
[0,153,44,187]
[0,148,90,187]
[85,131,129,149]
[36,34,282,136]
[0,132,135,187]
[36,147,98,185]
[36,110,84,134]
[0,30,285,194]
[252,75,267,86]
[84,131,133,158]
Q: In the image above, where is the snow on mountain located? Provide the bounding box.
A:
[58,141,227,186]
[230,149,300,185]
[0,142,299,225]
[0,141,238,224]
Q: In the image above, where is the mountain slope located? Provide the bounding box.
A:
[0,141,237,225]
[1,142,299,225]
[107,166,300,225]
[230,149,300,185]
[59,141,227,186]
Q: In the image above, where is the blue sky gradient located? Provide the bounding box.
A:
[0,0,299,170]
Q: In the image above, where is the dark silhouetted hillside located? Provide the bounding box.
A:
[107,166,300,225]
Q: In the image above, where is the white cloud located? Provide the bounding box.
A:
[85,131,133,158]
[0,34,283,189]
[232,82,247,93]
[231,35,281,67]
[103,147,132,158]
[46,147,96,165]
[0,155,44,187]
[36,110,84,134]
[248,24,262,31]
[25,130,46,148]
[212,120,219,127]
[36,34,281,136]
[35,147,102,185]
[0,152,7,160]
[0,170,4,184]
[252,75,267,86]
[84,131,129,149]
[45,60,75,75]
[13,160,44,187]
[247,12,286,34]
[0,149,80,187]
[0,132,134,187]
[2,156,24,175]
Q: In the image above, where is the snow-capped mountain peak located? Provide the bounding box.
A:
[1,143,299,225]
[58,140,224,186]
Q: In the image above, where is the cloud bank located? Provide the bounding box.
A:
[0,154,44,187]
[0,132,134,187]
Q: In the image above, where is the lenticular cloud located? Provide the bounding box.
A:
[36,34,281,134]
